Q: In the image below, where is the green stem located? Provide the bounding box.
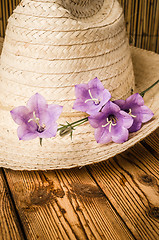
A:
[40,138,43,146]
[57,117,88,132]
[70,118,88,128]
[140,79,159,97]
[58,117,89,137]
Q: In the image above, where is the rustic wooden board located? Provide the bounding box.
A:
[4,167,134,240]
[88,129,159,240]
[2,129,159,240]
[0,169,24,240]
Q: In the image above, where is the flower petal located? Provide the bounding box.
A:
[38,110,51,126]
[88,77,105,90]
[88,112,105,128]
[117,111,133,129]
[73,78,111,114]
[27,93,48,113]
[10,106,30,125]
[72,99,88,112]
[128,105,153,133]
[94,127,112,144]
[89,88,111,105]
[112,127,129,143]
[102,89,111,103]
[47,105,63,122]
[139,105,154,123]
[113,99,125,108]
[74,84,89,99]
[38,122,58,138]
[102,101,120,115]
[129,121,142,132]
[17,124,38,140]
[125,93,144,107]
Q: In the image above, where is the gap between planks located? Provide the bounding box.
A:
[0,168,25,240]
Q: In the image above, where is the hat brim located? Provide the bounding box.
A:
[0,40,159,170]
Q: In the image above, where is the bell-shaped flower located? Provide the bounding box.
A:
[10,93,63,140]
[73,77,111,115]
[88,101,133,144]
[114,93,154,132]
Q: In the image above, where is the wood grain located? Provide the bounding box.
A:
[0,169,24,240]
[4,167,134,240]
[88,129,159,240]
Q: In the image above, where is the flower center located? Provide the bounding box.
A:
[85,89,100,105]
[102,115,118,132]
[126,108,136,118]
[37,124,46,133]
[28,111,46,133]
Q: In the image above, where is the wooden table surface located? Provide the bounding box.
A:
[0,39,159,240]
[0,129,159,240]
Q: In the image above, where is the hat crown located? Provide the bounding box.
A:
[61,0,104,17]
[0,1,159,171]
[0,0,134,115]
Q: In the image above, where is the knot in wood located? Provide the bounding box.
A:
[30,186,52,206]
[148,207,159,220]
[71,183,104,198]
[139,174,156,186]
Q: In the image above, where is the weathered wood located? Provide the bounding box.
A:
[88,129,159,240]
[0,169,24,240]
[141,128,159,160]
[4,167,134,240]
[3,129,159,239]
[0,37,3,53]
[0,1,3,38]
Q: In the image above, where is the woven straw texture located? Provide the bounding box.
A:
[0,0,159,170]
[1,0,159,53]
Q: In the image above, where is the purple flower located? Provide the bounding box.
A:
[73,77,111,115]
[88,101,133,144]
[114,93,154,132]
[10,93,63,140]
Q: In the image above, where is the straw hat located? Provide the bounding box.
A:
[0,0,158,170]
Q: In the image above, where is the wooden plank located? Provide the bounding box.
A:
[0,1,3,37]
[1,0,7,37]
[88,130,159,239]
[142,0,148,50]
[147,0,152,51]
[153,0,159,52]
[0,37,4,54]
[141,127,159,160]
[0,0,21,38]
[0,169,24,240]
[4,167,135,240]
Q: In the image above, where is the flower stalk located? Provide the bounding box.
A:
[140,79,159,97]
[58,117,88,138]
[40,138,43,146]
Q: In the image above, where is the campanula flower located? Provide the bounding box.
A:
[10,93,63,140]
[88,101,133,144]
[73,77,111,115]
[114,93,154,132]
